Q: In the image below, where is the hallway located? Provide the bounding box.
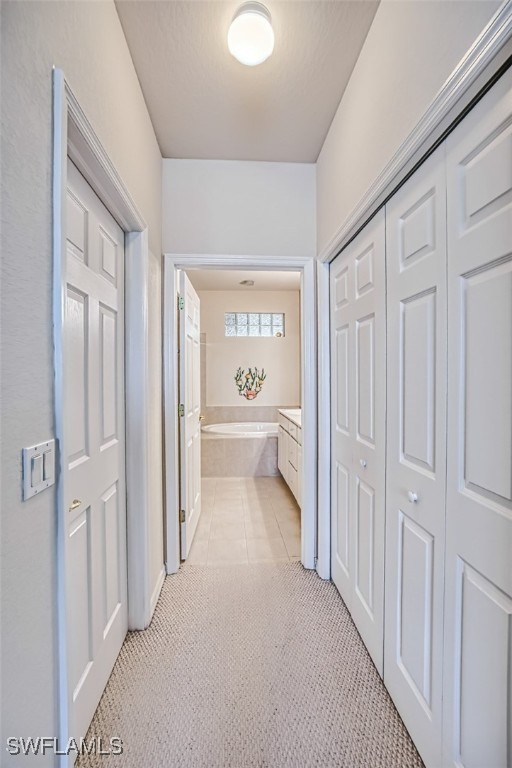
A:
[77,560,423,767]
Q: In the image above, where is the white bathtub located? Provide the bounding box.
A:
[202,422,278,437]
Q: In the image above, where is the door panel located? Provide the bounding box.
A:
[398,513,434,708]
[385,145,447,768]
[179,272,202,558]
[100,307,118,445]
[443,68,512,768]
[68,508,93,697]
[102,483,121,624]
[464,262,512,500]
[335,462,350,575]
[65,287,88,462]
[356,315,375,444]
[402,290,436,471]
[355,478,374,614]
[335,327,349,432]
[65,160,127,742]
[330,209,386,674]
[456,562,512,768]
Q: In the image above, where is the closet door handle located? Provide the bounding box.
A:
[408,491,418,504]
[360,459,367,469]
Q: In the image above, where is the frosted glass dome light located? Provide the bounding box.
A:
[228,3,274,67]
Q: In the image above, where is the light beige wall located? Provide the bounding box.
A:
[316,0,501,256]
[163,159,316,258]
[199,291,301,408]
[1,2,163,761]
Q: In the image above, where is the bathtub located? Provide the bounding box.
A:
[201,422,279,476]
[202,422,278,437]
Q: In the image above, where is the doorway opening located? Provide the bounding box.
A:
[184,268,302,565]
[164,256,317,575]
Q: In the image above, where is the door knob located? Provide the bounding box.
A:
[407,491,418,503]
[199,415,205,421]
[69,498,82,511]
[360,459,367,469]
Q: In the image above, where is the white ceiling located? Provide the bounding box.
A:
[186,269,301,291]
[115,0,379,162]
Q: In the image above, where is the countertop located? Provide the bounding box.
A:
[278,408,302,428]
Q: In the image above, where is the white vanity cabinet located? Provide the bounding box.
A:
[278,409,301,506]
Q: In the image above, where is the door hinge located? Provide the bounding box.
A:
[178,404,184,417]
[178,295,184,310]
[180,509,186,523]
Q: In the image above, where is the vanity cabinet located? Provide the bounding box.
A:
[278,410,301,506]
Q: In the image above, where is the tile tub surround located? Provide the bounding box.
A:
[186,476,301,565]
[203,405,299,426]
[202,434,278,477]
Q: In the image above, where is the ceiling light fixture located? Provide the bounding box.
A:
[228,2,274,67]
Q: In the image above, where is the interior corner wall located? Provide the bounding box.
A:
[199,290,301,408]
[162,159,316,258]
[1,2,163,763]
[316,0,502,257]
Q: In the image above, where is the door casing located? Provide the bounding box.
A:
[164,255,318,575]
[53,69,160,766]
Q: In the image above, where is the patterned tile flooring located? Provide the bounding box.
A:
[185,476,301,566]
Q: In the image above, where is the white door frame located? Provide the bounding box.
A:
[53,69,156,762]
[163,254,319,575]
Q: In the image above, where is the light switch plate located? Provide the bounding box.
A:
[22,440,55,500]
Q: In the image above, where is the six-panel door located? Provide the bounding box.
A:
[65,160,128,741]
[443,66,512,768]
[384,146,447,768]
[330,209,386,674]
[179,272,202,559]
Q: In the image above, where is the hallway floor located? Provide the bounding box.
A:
[187,476,301,565]
[77,561,423,768]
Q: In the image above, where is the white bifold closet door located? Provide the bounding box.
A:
[330,209,386,674]
[384,146,447,768]
[443,68,512,768]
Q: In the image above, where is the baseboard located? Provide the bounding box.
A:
[149,566,166,621]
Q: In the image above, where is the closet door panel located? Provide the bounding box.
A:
[385,145,447,768]
[331,260,356,607]
[443,67,512,768]
[330,209,386,674]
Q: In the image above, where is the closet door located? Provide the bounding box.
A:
[330,209,386,674]
[384,146,447,768]
[443,68,512,768]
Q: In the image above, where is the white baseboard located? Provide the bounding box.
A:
[149,567,166,621]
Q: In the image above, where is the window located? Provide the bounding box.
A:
[225,312,285,337]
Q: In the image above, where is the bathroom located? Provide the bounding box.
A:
[182,268,303,565]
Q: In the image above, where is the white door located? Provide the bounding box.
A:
[443,68,512,768]
[179,272,202,558]
[65,160,127,741]
[330,209,386,673]
[384,146,447,768]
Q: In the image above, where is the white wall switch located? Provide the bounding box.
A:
[22,440,55,500]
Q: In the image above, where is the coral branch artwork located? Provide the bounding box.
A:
[234,367,267,400]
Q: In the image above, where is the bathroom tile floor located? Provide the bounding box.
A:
[185,476,301,566]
